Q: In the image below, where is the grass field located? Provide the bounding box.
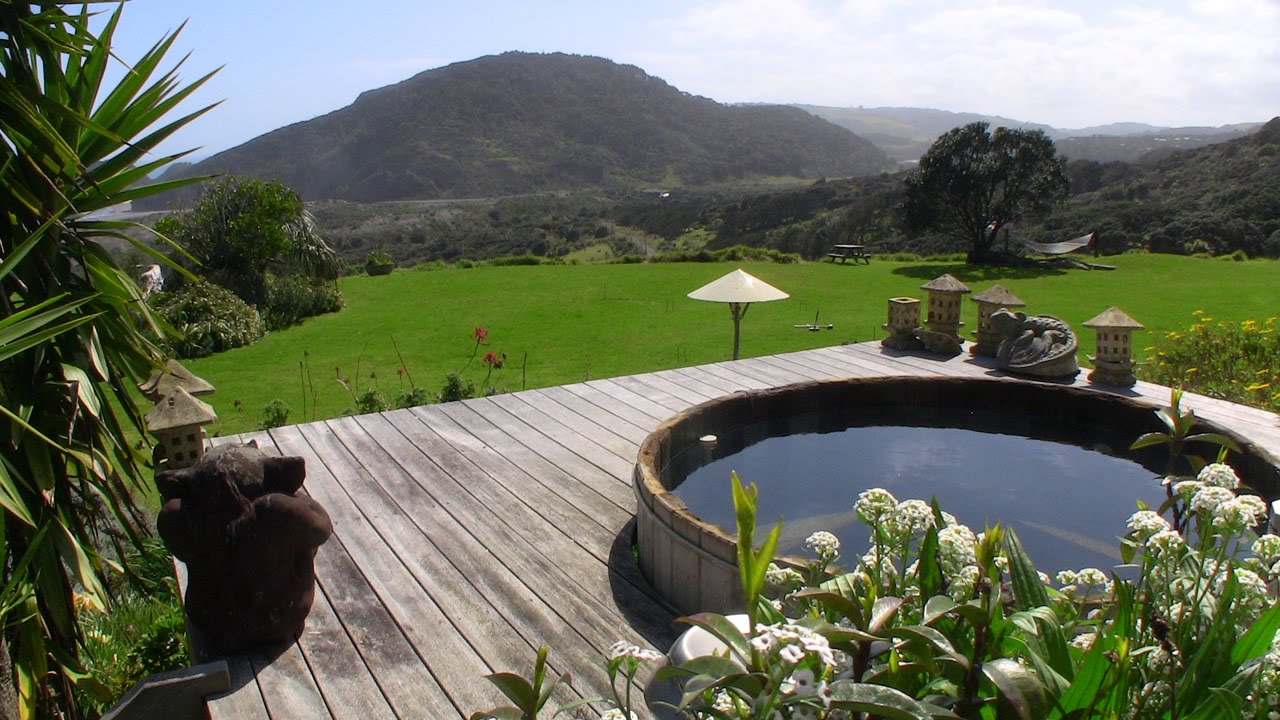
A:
[185,254,1279,436]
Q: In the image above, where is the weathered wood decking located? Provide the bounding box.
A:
[201,341,1280,719]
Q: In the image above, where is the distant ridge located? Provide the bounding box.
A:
[139,53,889,208]
[795,105,1261,164]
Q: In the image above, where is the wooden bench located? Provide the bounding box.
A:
[828,244,871,264]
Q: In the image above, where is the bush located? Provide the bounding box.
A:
[1142,312,1280,413]
[262,274,344,330]
[259,399,290,429]
[76,539,190,716]
[151,283,266,358]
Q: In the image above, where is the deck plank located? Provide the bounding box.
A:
[270,423,502,714]
[312,536,455,718]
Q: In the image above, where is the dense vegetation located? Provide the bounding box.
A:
[291,117,1277,269]
[138,52,890,208]
[0,4,211,717]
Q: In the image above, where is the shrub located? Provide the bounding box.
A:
[259,399,290,429]
[262,274,344,330]
[76,539,190,716]
[438,372,476,403]
[152,283,266,358]
[1142,312,1280,413]
[395,387,432,409]
[365,248,395,275]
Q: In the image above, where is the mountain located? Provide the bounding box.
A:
[795,105,1262,164]
[139,53,889,208]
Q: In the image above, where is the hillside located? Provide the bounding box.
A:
[138,53,889,208]
[796,105,1260,164]
[1024,117,1280,256]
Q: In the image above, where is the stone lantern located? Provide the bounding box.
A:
[145,387,218,470]
[139,359,215,403]
[1083,306,1145,387]
[882,297,924,350]
[920,274,970,343]
[970,285,1026,357]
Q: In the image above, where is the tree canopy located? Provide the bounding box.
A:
[157,177,341,307]
[902,122,1069,262]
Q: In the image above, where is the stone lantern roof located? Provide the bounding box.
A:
[1084,307,1145,330]
[971,285,1025,307]
[139,359,215,402]
[920,274,971,294]
[145,387,217,433]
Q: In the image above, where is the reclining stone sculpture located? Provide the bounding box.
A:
[988,309,1080,379]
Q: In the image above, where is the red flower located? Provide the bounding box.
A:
[483,351,504,369]
[473,326,489,343]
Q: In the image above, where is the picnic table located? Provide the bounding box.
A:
[826,244,871,264]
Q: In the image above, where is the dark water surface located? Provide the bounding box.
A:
[673,422,1167,572]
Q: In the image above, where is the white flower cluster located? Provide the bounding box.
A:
[1198,462,1241,489]
[608,640,663,663]
[1056,568,1111,599]
[804,531,840,561]
[854,487,897,525]
[748,623,836,667]
[599,709,638,720]
[766,562,805,592]
[1126,510,1171,541]
[1212,494,1269,533]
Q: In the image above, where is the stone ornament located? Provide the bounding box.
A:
[157,443,332,656]
[970,285,1027,357]
[988,309,1080,379]
[1084,307,1144,387]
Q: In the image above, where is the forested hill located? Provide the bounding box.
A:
[139,52,889,208]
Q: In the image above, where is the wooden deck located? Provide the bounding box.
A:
[200,341,1280,719]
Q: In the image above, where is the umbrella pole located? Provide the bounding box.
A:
[730,302,750,360]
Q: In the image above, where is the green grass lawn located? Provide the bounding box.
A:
[185,254,1279,436]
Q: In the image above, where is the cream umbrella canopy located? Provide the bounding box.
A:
[688,268,790,360]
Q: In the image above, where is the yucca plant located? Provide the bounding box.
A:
[1,3,214,717]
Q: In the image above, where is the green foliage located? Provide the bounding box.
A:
[903,122,1069,262]
[649,460,1280,719]
[262,273,344,330]
[438,372,476,403]
[76,539,190,716]
[395,386,432,409]
[259,399,291,430]
[158,177,342,305]
[1142,313,1280,414]
[152,283,266,358]
[0,4,213,716]
[365,247,395,275]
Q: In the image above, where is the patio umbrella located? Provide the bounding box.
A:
[688,268,790,360]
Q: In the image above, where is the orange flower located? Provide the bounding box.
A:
[473,326,489,343]
[483,351,504,369]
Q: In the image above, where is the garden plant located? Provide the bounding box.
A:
[0,3,212,716]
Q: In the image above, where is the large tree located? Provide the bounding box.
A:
[1,3,212,717]
[157,177,341,308]
[902,122,1069,263]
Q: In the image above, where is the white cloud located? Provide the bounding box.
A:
[640,0,1278,127]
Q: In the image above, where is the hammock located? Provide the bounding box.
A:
[1023,232,1095,255]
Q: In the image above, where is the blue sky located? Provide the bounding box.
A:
[102,0,1279,159]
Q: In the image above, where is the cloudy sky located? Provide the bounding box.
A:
[103,0,1279,158]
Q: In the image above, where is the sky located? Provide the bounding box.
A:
[100,0,1280,159]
